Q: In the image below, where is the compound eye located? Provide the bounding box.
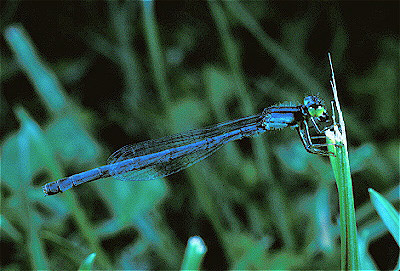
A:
[308,105,325,117]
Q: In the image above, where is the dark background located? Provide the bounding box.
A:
[1,1,399,270]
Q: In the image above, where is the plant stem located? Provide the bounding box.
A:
[180,236,207,270]
[326,53,359,270]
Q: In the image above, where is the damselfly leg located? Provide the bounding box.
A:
[297,120,334,156]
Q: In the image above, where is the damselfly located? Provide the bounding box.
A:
[42,96,334,195]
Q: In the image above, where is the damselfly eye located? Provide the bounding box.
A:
[308,105,325,118]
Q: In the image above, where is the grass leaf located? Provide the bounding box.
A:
[369,188,400,246]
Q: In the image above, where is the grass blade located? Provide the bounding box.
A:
[326,53,359,270]
[78,253,96,271]
[180,236,207,271]
[369,188,399,246]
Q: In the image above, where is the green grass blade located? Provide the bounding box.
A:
[78,253,96,271]
[142,0,171,108]
[326,54,359,270]
[369,188,400,246]
[223,1,324,93]
[0,215,23,243]
[180,236,207,271]
[208,1,296,251]
[14,109,50,270]
[14,107,112,270]
[4,25,68,114]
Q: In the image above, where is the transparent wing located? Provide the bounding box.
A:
[107,139,226,182]
[107,114,262,182]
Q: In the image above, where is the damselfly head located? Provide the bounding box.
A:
[304,96,333,129]
[304,96,326,118]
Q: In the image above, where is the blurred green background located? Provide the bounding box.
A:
[1,1,398,270]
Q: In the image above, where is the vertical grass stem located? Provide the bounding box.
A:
[325,53,359,270]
